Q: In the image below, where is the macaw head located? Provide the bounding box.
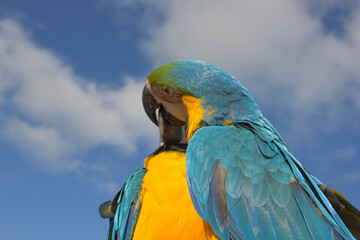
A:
[143,60,261,140]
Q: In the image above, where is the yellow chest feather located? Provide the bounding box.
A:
[132,151,219,240]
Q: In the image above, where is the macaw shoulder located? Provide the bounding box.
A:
[187,124,291,175]
[186,125,294,203]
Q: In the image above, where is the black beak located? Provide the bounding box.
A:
[142,85,159,125]
[142,84,186,127]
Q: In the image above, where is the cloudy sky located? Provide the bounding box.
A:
[0,0,359,239]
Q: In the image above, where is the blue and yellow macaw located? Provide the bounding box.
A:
[143,60,357,240]
[99,106,219,239]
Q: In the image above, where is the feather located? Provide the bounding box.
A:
[253,205,277,240]
[291,182,337,239]
[319,185,360,239]
[266,197,293,239]
[112,169,146,240]
[187,125,353,240]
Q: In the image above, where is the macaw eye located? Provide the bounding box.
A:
[162,86,170,94]
[156,84,183,102]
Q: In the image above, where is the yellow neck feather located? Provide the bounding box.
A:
[182,94,203,140]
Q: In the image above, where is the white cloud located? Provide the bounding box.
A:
[89,177,119,194]
[103,0,360,189]
[117,0,360,143]
[342,170,360,184]
[2,1,360,187]
[0,18,157,172]
[1,117,79,171]
[140,0,360,105]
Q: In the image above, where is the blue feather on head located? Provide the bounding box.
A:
[148,59,262,126]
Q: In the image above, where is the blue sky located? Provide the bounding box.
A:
[0,1,359,239]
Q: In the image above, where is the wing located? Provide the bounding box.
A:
[310,172,360,239]
[111,168,147,240]
[186,124,355,240]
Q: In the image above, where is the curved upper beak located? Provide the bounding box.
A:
[142,85,160,125]
[142,84,186,127]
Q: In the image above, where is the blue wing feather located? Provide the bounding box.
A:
[266,197,292,239]
[253,204,277,240]
[112,168,146,240]
[283,190,312,239]
[187,123,355,240]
